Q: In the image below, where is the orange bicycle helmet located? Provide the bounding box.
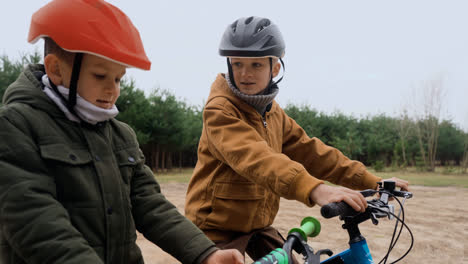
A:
[28,0,150,119]
[28,0,151,70]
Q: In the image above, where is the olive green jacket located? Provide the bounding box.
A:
[0,64,215,264]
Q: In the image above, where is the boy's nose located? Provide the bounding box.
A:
[240,67,251,77]
[105,80,119,91]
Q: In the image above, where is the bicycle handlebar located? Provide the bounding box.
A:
[320,181,413,219]
[253,216,323,264]
[253,181,414,264]
[288,216,321,240]
[321,201,356,219]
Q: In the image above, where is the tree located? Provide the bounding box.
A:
[412,77,445,171]
[116,84,203,172]
[115,79,152,145]
[360,115,398,166]
[436,121,465,165]
[284,104,321,138]
[145,89,187,172]
[0,52,41,105]
[328,114,362,160]
[396,109,413,166]
[462,135,468,173]
[178,105,203,167]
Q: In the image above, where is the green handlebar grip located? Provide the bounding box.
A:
[288,216,321,241]
[253,248,288,264]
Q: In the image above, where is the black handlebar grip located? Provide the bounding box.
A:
[321,202,357,219]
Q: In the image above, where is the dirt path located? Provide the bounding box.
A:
[137,184,468,263]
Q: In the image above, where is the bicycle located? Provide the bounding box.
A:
[253,180,414,264]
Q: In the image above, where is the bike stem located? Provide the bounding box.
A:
[342,209,373,244]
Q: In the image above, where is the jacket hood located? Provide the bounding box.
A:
[3,64,64,117]
[207,73,278,116]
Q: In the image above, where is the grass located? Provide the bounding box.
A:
[153,167,468,188]
[372,170,468,188]
[153,168,193,183]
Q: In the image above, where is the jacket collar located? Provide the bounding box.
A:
[206,73,277,116]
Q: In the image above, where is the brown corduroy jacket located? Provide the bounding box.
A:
[185,74,381,241]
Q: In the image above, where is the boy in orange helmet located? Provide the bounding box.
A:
[0,1,242,263]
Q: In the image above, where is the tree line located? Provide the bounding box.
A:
[1,53,467,173]
[285,104,467,172]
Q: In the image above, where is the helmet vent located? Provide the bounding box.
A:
[256,19,271,33]
[231,21,238,33]
[219,16,284,58]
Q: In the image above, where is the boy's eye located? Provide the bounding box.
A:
[232,62,242,67]
[94,74,106,80]
[253,63,262,68]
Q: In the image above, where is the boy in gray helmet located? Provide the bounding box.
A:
[185,16,409,262]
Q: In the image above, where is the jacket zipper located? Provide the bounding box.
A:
[262,116,267,128]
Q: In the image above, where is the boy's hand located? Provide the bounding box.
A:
[202,249,244,264]
[382,177,410,191]
[309,184,367,212]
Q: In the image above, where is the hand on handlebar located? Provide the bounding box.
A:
[309,184,367,213]
[382,177,410,192]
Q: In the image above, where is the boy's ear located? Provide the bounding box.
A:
[272,61,281,78]
[44,54,64,86]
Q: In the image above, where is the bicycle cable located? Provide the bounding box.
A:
[387,196,414,264]
[379,191,403,264]
[383,195,409,264]
[374,193,414,264]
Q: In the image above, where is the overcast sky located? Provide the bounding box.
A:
[2,0,468,130]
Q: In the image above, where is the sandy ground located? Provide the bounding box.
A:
[137,184,468,264]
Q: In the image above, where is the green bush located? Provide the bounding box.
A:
[373,160,385,172]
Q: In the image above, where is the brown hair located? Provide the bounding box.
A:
[44,37,74,64]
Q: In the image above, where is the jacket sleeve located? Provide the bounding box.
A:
[129,141,216,264]
[0,113,103,264]
[281,113,381,190]
[203,100,323,206]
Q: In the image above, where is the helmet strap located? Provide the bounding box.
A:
[68,53,83,111]
[48,53,83,120]
[48,78,70,109]
[226,57,239,90]
[271,58,285,86]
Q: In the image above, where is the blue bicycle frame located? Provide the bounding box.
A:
[253,215,377,264]
[319,187,399,264]
[254,182,413,264]
[321,239,374,264]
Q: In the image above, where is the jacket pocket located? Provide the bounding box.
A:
[115,147,142,186]
[205,182,265,233]
[40,143,92,165]
[39,143,100,203]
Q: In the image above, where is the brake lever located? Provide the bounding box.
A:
[370,213,379,225]
[300,241,333,264]
[393,190,413,199]
[360,189,377,197]
[368,202,395,221]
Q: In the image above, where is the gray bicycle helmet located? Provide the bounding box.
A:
[219,16,285,58]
